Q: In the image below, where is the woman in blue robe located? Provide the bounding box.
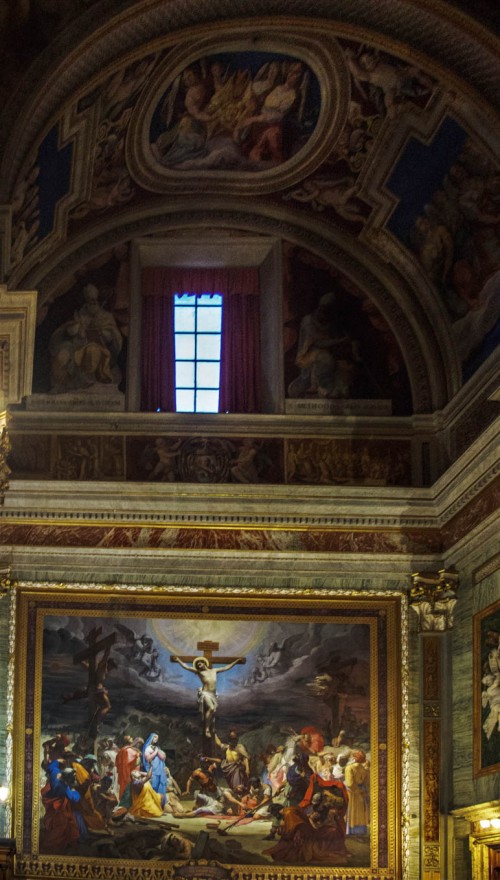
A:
[142,732,168,797]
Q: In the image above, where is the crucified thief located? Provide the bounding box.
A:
[171,655,243,738]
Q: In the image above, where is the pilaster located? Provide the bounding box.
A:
[410,568,459,879]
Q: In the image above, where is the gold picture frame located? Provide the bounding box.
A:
[12,583,403,879]
[473,597,500,777]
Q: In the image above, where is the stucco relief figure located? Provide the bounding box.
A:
[9,159,40,272]
[71,58,156,220]
[49,284,123,393]
[287,292,361,399]
[283,176,365,223]
[344,48,434,120]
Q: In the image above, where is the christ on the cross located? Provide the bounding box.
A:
[171,641,245,738]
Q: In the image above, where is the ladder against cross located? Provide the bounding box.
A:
[170,640,246,666]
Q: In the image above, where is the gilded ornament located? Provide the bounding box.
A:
[0,423,11,504]
[409,568,459,632]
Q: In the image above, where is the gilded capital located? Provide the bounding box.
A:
[409,568,459,632]
[0,565,12,598]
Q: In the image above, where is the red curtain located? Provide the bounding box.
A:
[141,266,261,413]
[219,292,261,413]
[141,268,175,412]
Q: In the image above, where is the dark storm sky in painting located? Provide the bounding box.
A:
[42,614,370,738]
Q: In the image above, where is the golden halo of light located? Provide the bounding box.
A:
[151,617,268,659]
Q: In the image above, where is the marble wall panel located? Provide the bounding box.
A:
[0,522,442,554]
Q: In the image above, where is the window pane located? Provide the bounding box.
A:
[176,389,195,411]
[196,389,219,412]
[173,292,223,413]
[197,293,222,306]
[196,334,221,360]
[197,306,222,332]
[196,361,221,388]
[176,361,195,387]
[175,334,195,360]
[174,306,195,332]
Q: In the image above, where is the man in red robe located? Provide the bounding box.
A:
[115,736,143,798]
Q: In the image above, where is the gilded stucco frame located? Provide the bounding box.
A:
[10,583,406,880]
[473,597,500,778]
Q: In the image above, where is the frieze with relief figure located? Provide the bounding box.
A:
[8,430,412,487]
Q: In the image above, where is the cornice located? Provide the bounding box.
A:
[1,417,497,532]
[0,546,439,587]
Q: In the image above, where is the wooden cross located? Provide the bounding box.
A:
[73,626,117,689]
[170,639,246,666]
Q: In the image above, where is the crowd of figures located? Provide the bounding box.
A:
[40,723,370,865]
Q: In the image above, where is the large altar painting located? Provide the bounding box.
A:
[14,587,402,879]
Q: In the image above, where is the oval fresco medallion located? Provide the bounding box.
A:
[127,37,348,194]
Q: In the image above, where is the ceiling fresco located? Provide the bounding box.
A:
[0,2,499,412]
[148,53,320,172]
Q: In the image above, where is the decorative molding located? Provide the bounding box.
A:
[0,419,11,505]
[423,637,441,701]
[473,552,500,585]
[423,719,440,843]
[423,703,440,718]
[0,286,37,406]
[126,30,349,197]
[423,843,440,868]
[0,564,11,598]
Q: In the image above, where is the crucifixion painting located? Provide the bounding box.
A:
[36,606,379,869]
[170,640,246,738]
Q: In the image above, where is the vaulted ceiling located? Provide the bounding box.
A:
[0,0,499,418]
[0,0,498,596]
